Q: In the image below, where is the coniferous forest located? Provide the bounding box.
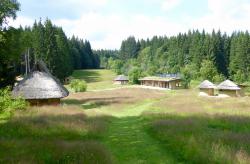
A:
[0,0,99,88]
[98,31,250,84]
[1,0,250,88]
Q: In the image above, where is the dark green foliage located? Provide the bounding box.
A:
[100,30,250,83]
[0,0,20,26]
[0,1,20,85]
[54,27,73,80]
[229,31,250,82]
[1,17,100,87]
[0,0,100,87]
[120,36,140,60]
[69,37,100,70]
[0,27,23,87]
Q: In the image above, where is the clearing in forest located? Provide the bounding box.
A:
[1,69,250,163]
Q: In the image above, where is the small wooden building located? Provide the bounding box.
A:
[114,75,129,85]
[199,80,216,96]
[139,76,181,89]
[12,61,69,106]
[217,80,241,97]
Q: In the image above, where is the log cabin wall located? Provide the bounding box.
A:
[140,79,181,89]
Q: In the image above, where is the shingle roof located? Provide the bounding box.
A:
[114,75,129,81]
[199,80,216,89]
[217,80,241,90]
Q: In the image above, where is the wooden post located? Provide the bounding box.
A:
[25,51,27,76]
[27,48,30,73]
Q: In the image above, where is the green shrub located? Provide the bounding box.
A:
[213,74,226,83]
[233,70,247,83]
[128,67,143,84]
[200,60,218,81]
[69,79,87,92]
[0,87,27,114]
[181,66,192,88]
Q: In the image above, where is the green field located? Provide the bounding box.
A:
[1,69,250,163]
[71,69,126,91]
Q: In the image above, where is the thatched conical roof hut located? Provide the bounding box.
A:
[217,80,241,97]
[199,80,216,89]
[217,80,240,90]
[199,80,216,96]
[12,61,69,105]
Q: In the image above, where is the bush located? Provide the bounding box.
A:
[128,67,143,84]
[0,87,27,114]
[69,79,87,92]
[200,60,218,81]
[213,74,225,83]
[233,70,247,83]
[181,66,192,89]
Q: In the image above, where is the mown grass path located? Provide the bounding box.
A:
[102,117,175,164]
[69,69,176,163]
[101,101,176,163]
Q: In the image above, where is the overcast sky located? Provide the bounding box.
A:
[9,0,250,49]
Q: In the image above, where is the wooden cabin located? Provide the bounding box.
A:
[217,80,241,97]
[12,61,69,106]
[139,76,181,89]
[199,80,216,96]
[114,75,129,85]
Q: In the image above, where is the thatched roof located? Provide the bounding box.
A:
[217,80,241,90]
[12,61,69,99]
[114,75,129,81]
[12,71,69,99]
[199,80,216,89]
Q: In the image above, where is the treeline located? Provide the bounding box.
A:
[1,19,99,88]
[94,49,119,68]
[97,30,250,84]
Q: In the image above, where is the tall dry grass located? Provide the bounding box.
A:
[0,105,113,163]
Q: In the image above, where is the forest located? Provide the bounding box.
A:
[98,31,250,84]
[1,0,250,89]
[0,0,99,88]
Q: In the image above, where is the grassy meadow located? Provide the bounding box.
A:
[70,69,126,91]
[1,69,250,163]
